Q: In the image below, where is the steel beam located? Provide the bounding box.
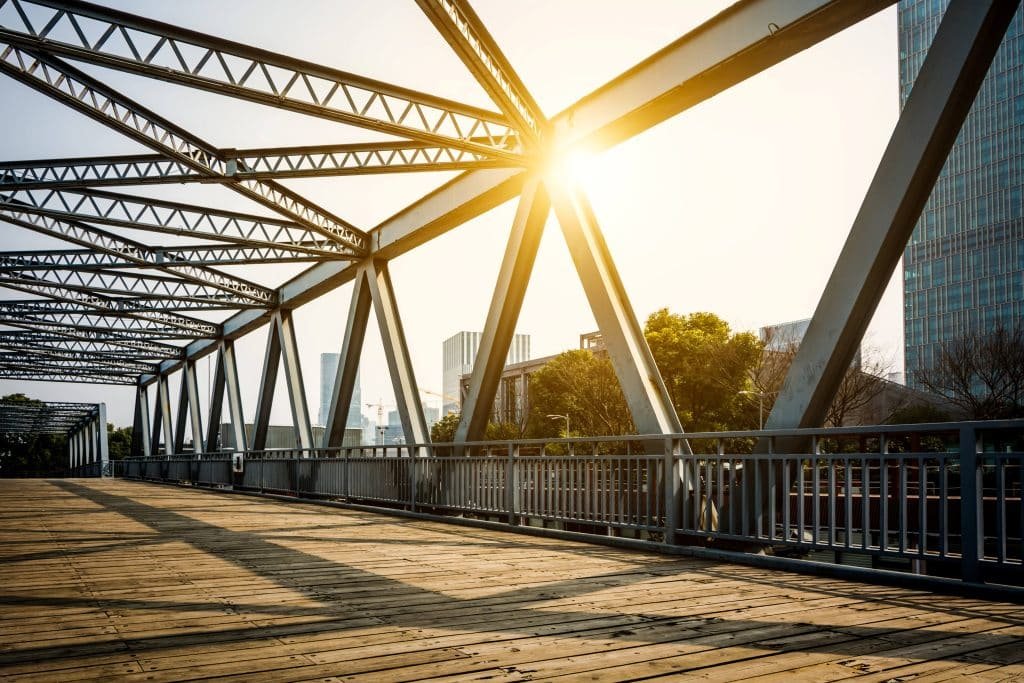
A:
[1,186,350,257]
[131,384,146,458]
[455,178,549,443]
[218,340,246,453]
[549,181,682,437]
[0,47,367,252]
[324,268,371,447]
[0,0,519,160]
[156,372,173,455]
[173,366,188,455]
[0,246,330,270]
[0,265,269,307]
[365,260,429,446]
[97,402,108,465]
[415,0,545,144]
[250,318,281,452]
[182,360,204,455]
[0,367,136,384]
[765,0,1019,432]
[276,310,314,450]
[0,142,516,190]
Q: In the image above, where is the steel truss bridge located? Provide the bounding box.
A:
[1,0,1022,589]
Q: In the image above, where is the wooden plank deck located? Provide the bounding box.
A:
[1,479,1022,682]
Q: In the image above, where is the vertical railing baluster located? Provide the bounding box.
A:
[899,453,908,554]
[996,454,1006,564]
[959,426,982,583]
[919,455,927,559]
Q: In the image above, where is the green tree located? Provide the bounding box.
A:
[430,412,461,443]
[107,423,133,460]
[526,350,633,438]
[0,393,67,476]
[645,309,762,432]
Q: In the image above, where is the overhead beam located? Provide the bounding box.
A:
[0,141,517,190]
[0,0,519,160]
[0,186,352,257]
[0,246,332,270]
[0,46,368,252]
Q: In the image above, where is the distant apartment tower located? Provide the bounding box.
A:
[318,353,361,429]
[442,331,530,414]
[899,1,1024,386]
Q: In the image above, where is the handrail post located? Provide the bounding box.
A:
[663,437,681,545]
[959,426,982,583]
[409,446,418,513]
[506,442,519,526]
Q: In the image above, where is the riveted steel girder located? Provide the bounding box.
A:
[0,46,368,252]
[0,0,520,161]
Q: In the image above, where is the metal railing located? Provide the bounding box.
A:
[112,420,1024,586]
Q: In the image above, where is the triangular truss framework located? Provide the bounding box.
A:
[0,0,1018,458]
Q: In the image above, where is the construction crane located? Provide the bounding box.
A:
[418,387,459,414]
[365,399,394,445]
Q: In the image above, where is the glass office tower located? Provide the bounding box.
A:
[899,0,1024,387]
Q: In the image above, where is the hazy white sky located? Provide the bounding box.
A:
[0,1,903,432]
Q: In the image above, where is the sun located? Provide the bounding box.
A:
[542,144,613,197]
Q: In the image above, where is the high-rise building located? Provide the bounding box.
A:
[318,353,361,429]
[899,1,1024,387]
[441,331,530,415]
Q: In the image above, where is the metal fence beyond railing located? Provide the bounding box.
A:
[112,420,1024,587]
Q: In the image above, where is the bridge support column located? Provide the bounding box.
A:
[324,266,371,448]
[183,360,204,456]
[456,178,550,444]
[155,374,174,455]
[251,312,314,452]
[97,403,109,469]
[216,340,246,453]
[365,260,430,449]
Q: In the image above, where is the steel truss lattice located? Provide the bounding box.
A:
[0,0,1016,469]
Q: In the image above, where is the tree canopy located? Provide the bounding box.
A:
[645,309,762,432]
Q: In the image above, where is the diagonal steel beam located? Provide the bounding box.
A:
[364,260,429,447]
[323,265,371,448]
[455,177,549,443]
[0,0,519,161]
[0,141,519,190]
[414,0,545,144]
[0,46,368,252]
[549,180,682,439]
[766,0,1019,431]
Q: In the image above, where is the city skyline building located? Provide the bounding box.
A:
[442,331,530,415]
[318,353,361,430]
[899,0,1024,387]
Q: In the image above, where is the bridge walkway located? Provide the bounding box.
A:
[1,479,1022,681]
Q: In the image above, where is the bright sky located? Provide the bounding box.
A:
[0,1,902,432]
